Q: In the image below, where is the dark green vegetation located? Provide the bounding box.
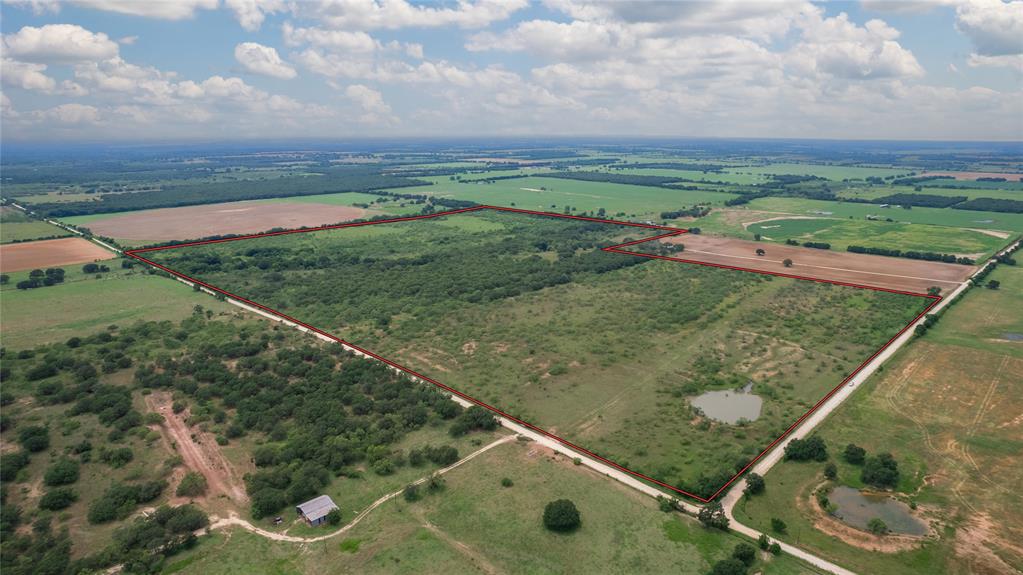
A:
[147,209,929,497]
[542,499,581,532]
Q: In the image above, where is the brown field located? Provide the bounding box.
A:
[80,201,371,241]
[654,234,975,293]
[920,171,1023,181]
[0,237,113,273]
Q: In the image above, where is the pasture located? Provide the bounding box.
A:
[145,209,928,497]
[725,164,914,180]
[165,441,816,575]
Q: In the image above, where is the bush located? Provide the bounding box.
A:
[403,484,421,502]
[326,508,342,526]
[771,517,787,533]
[250,488,286,519]
[39,487,78,511]
[449,405,498,436]
[99,446,134,468]
[176,472,208,497]
[43,458,80,486]
[744,473,765,496]
[697,501,729,530]
[18,425,50,452]
[861,453,899,488]
[542,499,581,532]
[769,542,781,555]
[758,533,769,550]
[709,558,748,575]
[867,517,889,535]
[1,451,31,482]
[783,436,827,461]
[732,542,756,566]
[824,462,837,480]
[843,443,866,465]
[500,477,514,488]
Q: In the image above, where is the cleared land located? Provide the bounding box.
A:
[144,209,929,498]
[650,234,974,293]
[1,221,71,244]
[66,201,371,242]
[0,236,112,273]
[735,263,1023,575]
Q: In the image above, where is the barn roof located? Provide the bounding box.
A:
[296,495,338,522]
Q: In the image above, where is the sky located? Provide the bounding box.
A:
[1,0,1021,142]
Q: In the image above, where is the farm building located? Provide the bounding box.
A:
[296,495,339,526]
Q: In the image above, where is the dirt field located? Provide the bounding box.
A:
[651,234,975,293]
[78,201,371,241]
[0,236,113,273]
[920,171,1023,181]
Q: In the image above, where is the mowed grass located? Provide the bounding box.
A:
[747,218,1005,257]
[383,176,738,218]
[735,265,1023,574]
[1,221,71,243]
[1,269,233,349]
[166,441,817,575]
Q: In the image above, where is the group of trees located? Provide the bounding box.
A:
[14,268,65,290]
[785,239,830,250]
[659,206,711,219]
[873,193,968,208]
[847,245,974,265]
[783,436,828,461]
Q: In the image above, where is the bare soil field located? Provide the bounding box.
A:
[0,236,112,273]
[79,201,371,241]
[920,171,1023,181]
[654,234,974,293]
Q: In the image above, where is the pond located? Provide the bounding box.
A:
[690,383,762,424]
[1001,332,1023,341]
[829,486,928,536]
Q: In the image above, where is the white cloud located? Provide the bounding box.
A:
[955,0,1023,61]
[31,102,100,124]
[2,24,119,63]
[1,58,89,95]
[345,83,393,120]
[295,0,527,30]
[234,42,297,79]
[225,0,288,31]
[70,0,217,20]
[283,23,379,52]
[119,35,139,45]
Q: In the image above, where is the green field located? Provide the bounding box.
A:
[0,267,233,349]
[735,263,1023,574]
[726,164,914,180]
[146,209,928,497]
[167,441,816,575]
[384,176,738,218]
[1,221,71,243]
[746,218,1005,257]
[838,184,1023,202]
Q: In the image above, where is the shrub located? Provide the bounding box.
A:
[1,451,31,482]
[867,517,889,535]
[500,477,514,488]
[250,488,286,519]
[43,458,80,486]
[843,443,866,465]
[783,436,827,461]
[403,484,421,502]
[769,542,781,555]
[744,473,765,495]
[176,472,208,497]
[697,501,729,530]
[757,533,769,550]
[18,425,50,452]
[543,499,581,532]
[39,487,78,511]
[732,542,756,566]
[861,453,899,488]
[326,508,342,526]
[709,558,748,575]
[771,517,787,533]
[824,462,837,480]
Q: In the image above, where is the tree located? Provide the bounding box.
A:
[326,508,342,525]
[867,517,889,535]
[755,248,766,256]
[784,436,827,461]
[0,274,8,284]
[697,501,729,530]
[82,263,100,273]
[771,517,787,533]
[403,483,421,502]
[758,533,769,550]
[986,280,1000,290]
[250,488,286,519]
[744,473,765,496]
[501,477,514,488]
[782,258,793,267]
[927,286,942,296]
[861,453,899,488]
[543,499,581,532]
[709,558,748,575]
[824,462,837,480]
[843,443,866,465]
[732,542,756,566]
[43,458,80,486]
[176,472,208,497]
[753,234,761,241]
[769,542,781,555]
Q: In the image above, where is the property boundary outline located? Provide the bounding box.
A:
[125,204,942,503]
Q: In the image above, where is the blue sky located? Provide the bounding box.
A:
[1,0,1021,141]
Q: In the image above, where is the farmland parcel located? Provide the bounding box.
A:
[139,208,931,499]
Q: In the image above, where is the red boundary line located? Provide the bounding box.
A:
[125,205,940,503]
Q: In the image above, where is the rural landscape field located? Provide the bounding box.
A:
[2,2,1021,575]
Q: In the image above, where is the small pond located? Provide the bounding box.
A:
[829,486,928,536]
[1001,332,1023,341]
[690,383,762,424]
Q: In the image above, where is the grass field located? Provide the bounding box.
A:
[735,264,1023,574]
[725,164,914,180]
[166,441,817,575]
[746,218,1005,257]
[0,268,233,349]
[383,176,738,218]
[1,221,71,243]
[838,184,1023,202]
[146,209,929,497]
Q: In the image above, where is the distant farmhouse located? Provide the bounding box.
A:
[296,495,339,527]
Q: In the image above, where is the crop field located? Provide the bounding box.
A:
[734,264,1023,574]
[164,441,815,575]
[59,200,372,243]
[725,164,914,180]
[0,236,113,273]
[383,176,738,218]
[138,208,931,499]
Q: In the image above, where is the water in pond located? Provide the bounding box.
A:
[829,486,927,536]
[690,383,762,424]
[1001,332,1023,341]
